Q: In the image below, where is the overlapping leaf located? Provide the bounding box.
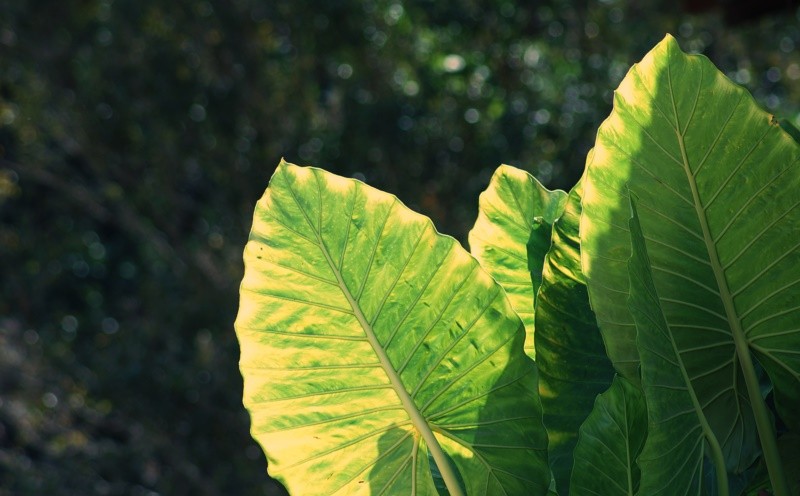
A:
[580,35,800,473]
[569,375,646,496]
[533,174,616,493]
[236,161,549,495]
[628,201,726,496]
[469,164,567,358]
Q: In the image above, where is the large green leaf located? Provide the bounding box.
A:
[468,164,567,358]
[580,34,800,473]
[569,375,647,496]
[236,161,549,495]
[533,173,616,493]
[628,200,727,496]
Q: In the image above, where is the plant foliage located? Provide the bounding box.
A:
[236,35,799,495]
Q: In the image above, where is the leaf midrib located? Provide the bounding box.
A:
[657,61,730,492]
[664,57,752,494]
[281,168,465,496]
[667,68,751,394]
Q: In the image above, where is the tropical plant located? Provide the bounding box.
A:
[234,35,799,495]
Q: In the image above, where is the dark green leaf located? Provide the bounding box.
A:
[534,174,616,493]
[570,375,647,496]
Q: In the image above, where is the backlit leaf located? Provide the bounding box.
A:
[628,199,726,496]
[569,375,646,496]
[236,161,549,495]
[469,164,567,357]
[580,35,800,475]
[534,174,616,493]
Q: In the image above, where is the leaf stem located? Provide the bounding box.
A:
[707,430,729,496]
[734,339,790,496]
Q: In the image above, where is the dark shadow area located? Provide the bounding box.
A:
[534,183,616,494]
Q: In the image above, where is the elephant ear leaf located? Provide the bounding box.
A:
[580,33,800,475]
[569,374,647,496]
[534,173,616,494]
[469,164,567,358]
[628,199,727,496]
[236,161,550,496]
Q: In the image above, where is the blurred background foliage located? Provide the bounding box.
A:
[1,0,799,494]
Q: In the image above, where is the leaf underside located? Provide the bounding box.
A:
[469,164,567,358]
[580,34,800,476]
[569,374,647,496]
[534,175,616,494]
[236,161,549,495]
[628,200,722,496]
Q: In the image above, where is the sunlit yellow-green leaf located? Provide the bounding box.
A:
[469,164,567,357]
[236,161,549,495]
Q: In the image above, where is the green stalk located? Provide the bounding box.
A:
[734,339,789,496]
[705,425,730,496]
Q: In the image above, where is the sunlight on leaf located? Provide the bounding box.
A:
[469,164,567,358]
[236,161,550,495]
[581,36,800,477]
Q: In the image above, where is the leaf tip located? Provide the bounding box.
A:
[661,32,678,44]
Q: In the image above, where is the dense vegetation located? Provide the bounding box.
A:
[237,36,800,495]
[2,1,800,494]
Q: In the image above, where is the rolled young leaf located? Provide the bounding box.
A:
[236,161,550,495]
[580,34,800,480]
[533,173,616,494]
[469,164,567,357]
